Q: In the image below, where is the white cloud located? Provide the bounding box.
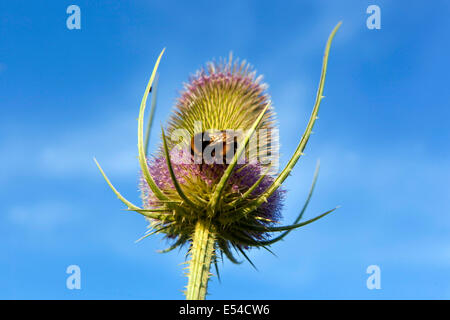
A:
[8,201,74,231]
[37,114,140,177]
[0,112,144,184]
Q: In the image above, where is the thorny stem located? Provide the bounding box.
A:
[185,220,216,300]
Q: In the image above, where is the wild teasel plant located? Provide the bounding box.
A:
[95,22,341,300]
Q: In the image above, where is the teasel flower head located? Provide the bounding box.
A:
[95,22,341,300]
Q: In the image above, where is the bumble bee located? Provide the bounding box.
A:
[190,130,239,167]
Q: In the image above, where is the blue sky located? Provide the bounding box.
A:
[1,0,450,299]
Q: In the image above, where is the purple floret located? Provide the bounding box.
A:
[139,148,284,223]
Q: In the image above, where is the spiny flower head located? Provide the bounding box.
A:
[95,22,341,300]
[138,57,285,254]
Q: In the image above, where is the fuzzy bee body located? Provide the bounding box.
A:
[190,130,239,166]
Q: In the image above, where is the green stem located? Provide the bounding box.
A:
[185,220,216,300]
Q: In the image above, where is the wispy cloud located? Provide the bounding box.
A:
[8,201,74,231]
[0,113,142,184]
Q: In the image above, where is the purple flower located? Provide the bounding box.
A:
[140,148,284,244]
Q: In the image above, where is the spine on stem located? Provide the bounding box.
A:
[185,220,216,300]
